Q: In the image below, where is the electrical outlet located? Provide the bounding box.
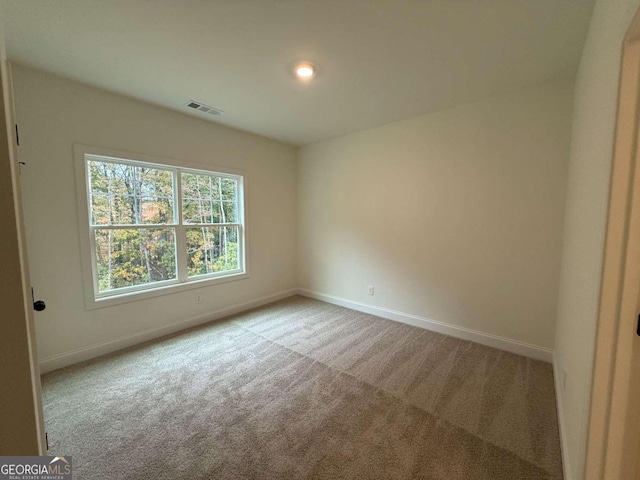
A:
[368,285,374,296]
[562,368,567,392]
[195,294,202,304]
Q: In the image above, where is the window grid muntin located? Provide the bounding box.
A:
[181,171,239,225]
[87,157,177,227]
[93,226,179,295]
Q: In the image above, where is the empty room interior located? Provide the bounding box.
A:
[2,0,640,479]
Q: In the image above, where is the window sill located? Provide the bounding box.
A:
[84,272,249,310]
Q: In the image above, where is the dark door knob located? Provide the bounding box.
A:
[33,300,46,312]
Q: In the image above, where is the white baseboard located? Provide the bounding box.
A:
[39,288,298,374]
[297,288,553,363]
[553,353,571,480]
[40,286,553,370]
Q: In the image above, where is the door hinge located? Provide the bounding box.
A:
[45,432,49,450]
[637,314,640,336]
[15,124,19,146]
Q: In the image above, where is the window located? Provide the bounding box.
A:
[75,146,246,308]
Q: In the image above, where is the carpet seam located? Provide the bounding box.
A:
[230,317,554,477]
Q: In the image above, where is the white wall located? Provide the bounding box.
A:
[554,1,640,478]
[13,65,298,368]
[298,79,573,353]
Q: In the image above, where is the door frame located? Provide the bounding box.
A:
[0,45,46,454]
[585,6,640,480]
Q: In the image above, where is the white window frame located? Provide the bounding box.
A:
[74,145,248,310]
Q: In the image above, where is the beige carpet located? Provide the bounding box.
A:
[42,296,563,479]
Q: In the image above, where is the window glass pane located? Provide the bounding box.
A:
[88,160,174,225]
[182,172,218,201]
[94,227,177,292]
[222,201,237,223]
[91,193,134,225]
[186,226,239,277]
[140,197,174,224]
[182,173,238,224]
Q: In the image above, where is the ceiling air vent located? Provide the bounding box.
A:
[185,100,223,116]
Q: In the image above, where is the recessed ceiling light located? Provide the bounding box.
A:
[295,63,316,79]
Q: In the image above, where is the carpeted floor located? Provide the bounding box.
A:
[42,296,563,479]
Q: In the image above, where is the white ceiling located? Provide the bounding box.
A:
[1,0,594,146]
